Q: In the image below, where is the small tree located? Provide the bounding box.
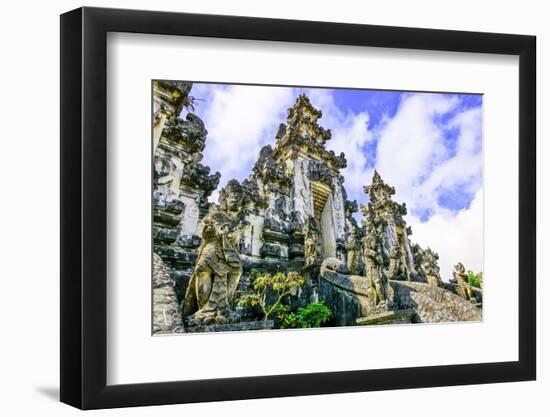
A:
[238,271,305,321]
[467,270,482,288]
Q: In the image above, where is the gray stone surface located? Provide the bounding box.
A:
[391,281,482,323]
[185,320,275,333]
[320,260,482,325]
[356,309,415,325]
[153,81,220,305]
[152,253,184,334]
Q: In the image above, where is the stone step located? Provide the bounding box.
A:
[185,320,275,333]
[356,309,416,325]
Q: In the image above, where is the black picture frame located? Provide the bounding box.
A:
[60,6,536,410]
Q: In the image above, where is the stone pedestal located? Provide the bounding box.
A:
[185,320,275,333]
[356,309,416,326]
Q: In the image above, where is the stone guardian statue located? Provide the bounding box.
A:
[345,230,361,275]
[453,262,475,302]
[363,233,394,310]
[182,180,248,326]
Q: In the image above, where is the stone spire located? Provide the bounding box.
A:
[361,171,417,281]
[363,170,397,209]
[273,94,346,170]
[285,94,332,144]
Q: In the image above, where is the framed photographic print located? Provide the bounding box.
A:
[60,6,536,410]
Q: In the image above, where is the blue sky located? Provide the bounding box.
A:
[181,82,483,280]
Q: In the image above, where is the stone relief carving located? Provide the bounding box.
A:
[252,145,291,188]
[307,159,333,186]
[304,216,323,266]
[264,197,289,233]
[162,113,208,154]
[290,210,304,232]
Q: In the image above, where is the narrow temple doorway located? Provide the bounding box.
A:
[312,181,337,259]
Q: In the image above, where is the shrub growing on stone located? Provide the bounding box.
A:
[278,301,333,329]
[237,271,305,322]
[296,301,332,328]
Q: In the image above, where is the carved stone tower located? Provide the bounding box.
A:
[271,94,355,263]
[153,81,220,299]
[226,94,358,278]
[361,171,418,280]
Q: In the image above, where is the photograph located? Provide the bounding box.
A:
[152,81,484,334]
[53,3,538,411]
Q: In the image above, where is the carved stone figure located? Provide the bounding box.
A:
[417,247,443,287]
[264,197,288,233]
[387,237,413,281]
[304,216,322,266]
[290,210,304,232]
[274,197,287,221]
[453,262,475,301]
[387,241,402,280]
[182,180,248,326]
[345,230,361,275]
[363,233,394,309]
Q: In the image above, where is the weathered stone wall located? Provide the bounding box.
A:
[319,261,482,326]
[442,282,483,304]
[152,81,220,303]
[392,281,482,323]
[152,253,184,334]
[319,278,364,326]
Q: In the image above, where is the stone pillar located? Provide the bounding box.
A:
[320,197,337,258]
[153,111,168,154]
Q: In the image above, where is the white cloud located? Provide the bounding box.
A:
[375,93,458,207]
[408,190,483,280]
[189,83,296,200]
[305,88,374,200]
[187,85,483,280]
[374,93,483,279]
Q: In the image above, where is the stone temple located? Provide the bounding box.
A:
[152,80,483,334]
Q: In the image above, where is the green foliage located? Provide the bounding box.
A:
[280,312,297,329]
[296,302,332,328]
[238,271,305,321]
[467,271,482,288]
[278,301,333,329]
